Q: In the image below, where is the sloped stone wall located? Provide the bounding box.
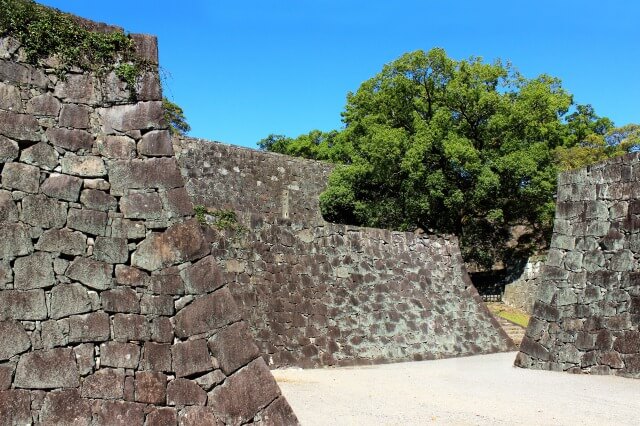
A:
[175,137,333,224]
[176,139,515,368]
[502,256,544,313]
[0,19,296,426]
[515,154,640,378]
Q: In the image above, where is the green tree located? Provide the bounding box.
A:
[162,97,191,136]
[262,48,631,269]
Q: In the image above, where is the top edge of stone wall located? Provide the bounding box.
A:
[558,152,640,185]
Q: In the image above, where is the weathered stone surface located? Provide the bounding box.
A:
[0,320,31,360]
[14,347,79,388]
[178,406,223,426]
[14,252,54,290]
[134,370,166,404]
[0,261,11,286]
[81,368,125,399]
[132,218,209,271]
[46,127,94,151]
[42,319,69,349]
[0,110,40,141]
[50,283,92,319]
[1,162,40,193]
[68,312,110,343]
[0,189,18,222]
[175,288,241,338]
[67,207,108,236]
[115,265,149,287]
[83,178,110,191]
[100,342,140,369]
[0,289,47,320]
[0,59,47,87]
[136,71,162,102]
[26,93,60,116]
[94,237,129,263]
[256,396,299,426]
[108,158,184,192]
[0,135,19,163]
[613,331,640,354]
[101,288,139,313]
[19,142,58,170]
[53,73,99,104]
[131,34,158,64]
[111,218,146,239]
[163,187,195,218]
[0,364,14,390]
[59,103,90,129]
[41,173,83,202]
[120,191,163,219]
[99,101,164,133]
[40,389,91,425]
[0,81,21,110]
[96,135,136,159]
[0,390,32,425]
[141,342,172,371]
[79,189,117,211]
[66,257,112,290]
[167,378,207,406]
[21,194,68,228]
[36,228,87,255]
[149,268,184,294]
[208,358,280,424]
[194,370,226,391]
[140,294,174,316]
[208,322,260,375]
[139,130,173,156]
[92,400,145,425]
[172,339,212,378]
[151,317,174,343]
[113,313,150,342]
[181,255,223,294]
[0,223,32,259]
[73,343,95,375]
[61,155,106,177]
[147,407,178,426]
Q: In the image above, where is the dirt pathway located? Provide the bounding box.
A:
[273,352,640,425]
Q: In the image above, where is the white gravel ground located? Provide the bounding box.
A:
[273,352,640,425]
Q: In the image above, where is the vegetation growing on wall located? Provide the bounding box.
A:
[259,48,640,269]
[0,0,149,95]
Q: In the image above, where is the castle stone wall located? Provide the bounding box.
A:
[0,20,296,425]
[516,154,640,378]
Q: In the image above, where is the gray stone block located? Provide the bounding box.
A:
[100,341,140,369]
[41,173,83,202]
[20,194,68,228]
[59,104,90,129]
[61,155,106,177]
[46,127,94,152]
[0,289,47,320]
[14,347,79,388]
[120,192,163,219]
[68,312,110,343]
[0,320,31,360]
[67,208,108,236]
[0,110,40,141]
[1,162,40,193]
[96,135,136,159]
[53,74,100,104]
[93,236,128,263]
[36,228,87,256]
[19,142,59,170]
[172,339,212,378]
[50,283,92,319]
[14,252,55,290]
[99,101,163,133]
[0,135,18,163]
[65,257,112,290]
[26,93,60,116]
[0,189,18,222]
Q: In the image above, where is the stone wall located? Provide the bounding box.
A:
[0,20,296,426]
[175,137,333,224]
[502,256,544,313]
[177,139,515,368]
[515,154,640,378]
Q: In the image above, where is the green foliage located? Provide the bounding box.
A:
[163,98,191,136]
[193,206,246,235]
[261,48,637,269]
[0,0,150,94]
[193,205,208,225]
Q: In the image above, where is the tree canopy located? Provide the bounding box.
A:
[260,48,638,269]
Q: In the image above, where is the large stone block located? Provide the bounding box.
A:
[96,135,136,159]
[181,255,224,294]
[81,368,125,399]
[68,312,110,343]
[163,187,195,218]
[61,155,107,177]
[208,358,281,424]
[1,162,40,193]
[36,228,87,256]
[99,101,164,133]
[138,130,173,156]
[26,93,61,116]
[174,288,242,338]
[146,407,178,426]
[255,396,298,426]
[92,400,145,425]
[172,339,212,378]
[0,189,18,222]
[136,71,162,102]
[0,320,31,360]
[50,283,92,319]
[0,289,47,320]
[100,342,140,369]
[132,218,209,271]
[79,189,117,212]
[167,378,207,406]
[59,104,90,129]
[120,192,163,219]
[41,173,83,202]
[14,348,79,388]
[93,237,129,263]
[113,313,150,342]
[0,59,47,87]
[0,364,14,390]
[46,127,94,152]
[0,110,40,141]
[115,265,149,287]
[19,142,58,170]
[0,135,19,163]
[178,406,223,426]
[140,294,174,316]
[0,81,21,110]
[134,371,166,404]
[41,319,69,349]
[67,208,108,236]
[141,342,172,372]
[39,389,91,425]
[208,322,260,375]
[108,158,184,192]
[0,390,32,425]
[53,74,99,104]
[66,257,112,290]
[13,252,55,290]
[20,194,68,228]
[101,288,139,313]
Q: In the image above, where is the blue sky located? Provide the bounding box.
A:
[39,1,639,148]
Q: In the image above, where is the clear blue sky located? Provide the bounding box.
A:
[39,1,639,148]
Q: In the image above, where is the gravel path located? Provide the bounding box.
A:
[273,352,640,425]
